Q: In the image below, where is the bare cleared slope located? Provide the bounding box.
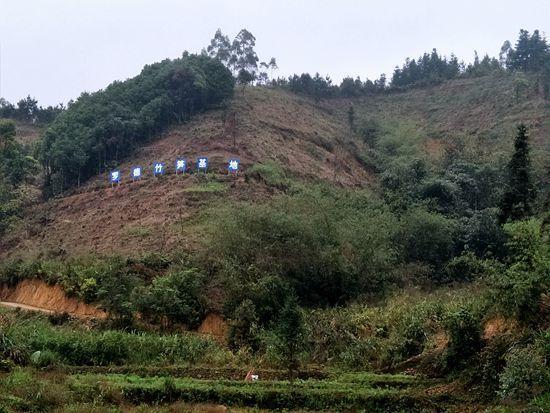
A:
[1,87,372,259]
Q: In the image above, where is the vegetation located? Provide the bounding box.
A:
[0,119,39,235]
[499,124,536,222]
[277,29,550,99]
[0,96,64,124]
[0,26,549,413]
[39,53,234,194]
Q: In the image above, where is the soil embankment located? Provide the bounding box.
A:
[0,278,107,319]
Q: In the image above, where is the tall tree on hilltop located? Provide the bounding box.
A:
[232,29,259,92]
[506,29,549,72]
[206,28,232,67]
[499,124,536,223]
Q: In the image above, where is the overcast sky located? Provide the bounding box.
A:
[0,0,549,106]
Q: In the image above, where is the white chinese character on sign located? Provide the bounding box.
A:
[111,171,119,181]
[154,163,163,174]
[229,160,239,171]
[132,167,141,178]
[198,158,207,169]
[176,160,185,170]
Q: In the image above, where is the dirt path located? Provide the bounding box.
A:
[0,300,55,314]
[0,279,108,319]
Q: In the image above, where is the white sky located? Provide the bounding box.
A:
[0,0,549,106]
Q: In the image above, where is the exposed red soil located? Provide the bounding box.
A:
[0,278,107,319]
[198,313,229,340]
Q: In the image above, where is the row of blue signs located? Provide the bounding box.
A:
[110,157,239,183]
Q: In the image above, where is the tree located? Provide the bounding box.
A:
[0,119,16,149]
[206,28,232,67]
[500,40,512,67]
[506,29,550,73]
[231,29,259,92]
[40,53,234,193]
[16,95,39,122]
[237,68,255,94]
[499,124,535,223]
[273,295,306,382]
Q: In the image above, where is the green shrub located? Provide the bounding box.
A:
[442,306,482,371]
[30,350,58,368]
[489,219,549,323]
[228,299,260,351]
[202,186,398,305]
[498,344,549,401]
[245,161,290,188]
[398,208,457,272]
[386,315,426,364]
[457,208,506,258]
[134,268,206,328]
[443,251,492,283]
[271,295,307,380]
[474,335,513,398]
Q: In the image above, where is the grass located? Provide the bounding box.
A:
[183,181,227,193]
[0,367,450,412]
[0,309,233,367]
[125,226,152,238]
[68,373,449,411]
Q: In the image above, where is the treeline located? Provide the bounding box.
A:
[40,53,234,194]
[0,119,40,234]
[277,29,549,99]
[0,96,64,124]
[273,73,388,100]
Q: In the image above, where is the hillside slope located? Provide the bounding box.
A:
[0,88,371,258]
[1,74,548,259]
[331,74,549,167]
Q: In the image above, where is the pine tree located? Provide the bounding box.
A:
[499,124,535,222]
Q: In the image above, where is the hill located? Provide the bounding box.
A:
[0,69,549,413]
[1,73,548,260]
[0,87,372,259]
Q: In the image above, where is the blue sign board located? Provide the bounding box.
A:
[110,170,121,183]
[131,166,142,180]
[153,162,165,176]
[175,159,187,173]
[197,157,208,171]
[228,159,239,172]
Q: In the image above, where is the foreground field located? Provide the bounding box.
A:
[1,293,547,413]
[0,361,476,412]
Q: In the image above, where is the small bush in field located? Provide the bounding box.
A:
[245,161,291,189]
[442,306,482,371]
[498,343,549,401]
[134,268,206,329]
[30,350,58,368]
[228,299,260,351]
[443,251,492,283]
